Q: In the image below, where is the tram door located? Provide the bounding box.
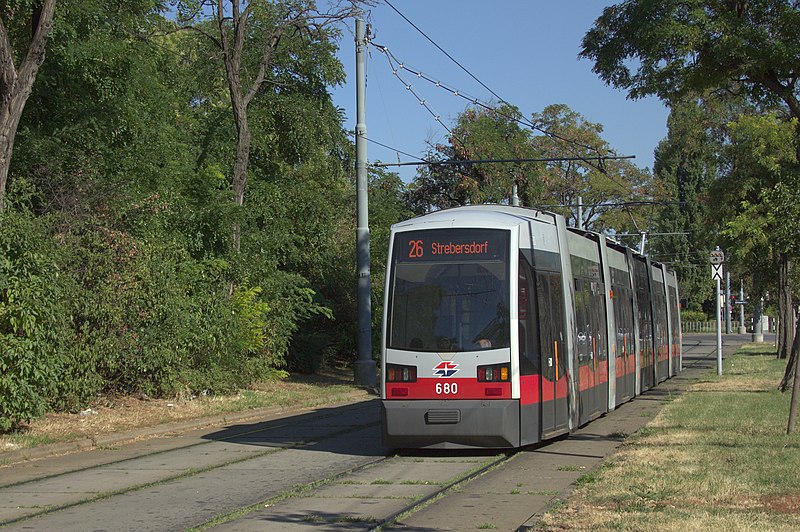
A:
[537,270,568,435]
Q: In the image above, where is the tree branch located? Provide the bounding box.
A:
[18,0,56,82]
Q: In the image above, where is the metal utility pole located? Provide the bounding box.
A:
[354,19,375,387]
[725,270,732,334]
[738,280,746,334]
[511,184,520,207]
[753,297,764,343]
[577,196,583,230]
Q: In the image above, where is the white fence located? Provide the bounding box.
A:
[681,321,742,333]
[682,316,772,334]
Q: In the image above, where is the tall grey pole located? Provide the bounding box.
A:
[725,270,732,334]
[716,277,723,375]
[738,279,746,334]
[511,184,520,207]
[577,196,583,230]
[354,19,375,387]
[753,297,764,343]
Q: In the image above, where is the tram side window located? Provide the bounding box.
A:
[574,278,591,366]
[549,273,567,380]
[668,286,680,348]
[612,285,635,359]
[591,282,607,362]
[518,256,539,375]
[633,261,653,366]
[536,272,555,382]
[535,271,566,382]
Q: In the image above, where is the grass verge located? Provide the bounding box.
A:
[536,344,800,531]
[1,371,366,455]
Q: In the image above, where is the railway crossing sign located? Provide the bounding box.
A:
[710,247,725,280]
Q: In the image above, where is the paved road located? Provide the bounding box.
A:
[0,334,759,531]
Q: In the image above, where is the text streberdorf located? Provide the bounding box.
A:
[430,240,490,255]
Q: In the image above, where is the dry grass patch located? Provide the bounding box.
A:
[1,371,366,454]
[536,345,800,530]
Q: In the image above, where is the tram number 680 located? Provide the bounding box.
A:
[435,382,458,395]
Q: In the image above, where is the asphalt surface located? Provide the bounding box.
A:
[0,333,760,531]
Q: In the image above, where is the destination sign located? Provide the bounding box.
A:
[396,229,508,263]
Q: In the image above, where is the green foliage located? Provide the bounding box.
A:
[715,114,800,296]
[530,104,653,233]
[0,207,73,429]
[408,102,653,236]
[408,104,541,212]
[581,0,800,114]
[0,0,399,430]
[650,98,721,311]
[680,310,707,322]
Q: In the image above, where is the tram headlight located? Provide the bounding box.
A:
[386,363,417,382]
[477,363,510,382]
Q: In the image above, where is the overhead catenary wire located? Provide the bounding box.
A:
[372,43,604,156]
[383,0,507,105]
[346,130,439,165]
[380,0,602,157]
[373,155,634,167]
[369,42,650,199]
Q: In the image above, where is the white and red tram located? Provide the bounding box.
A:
[380,205,682,449]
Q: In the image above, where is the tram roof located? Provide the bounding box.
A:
[392,205,558,231]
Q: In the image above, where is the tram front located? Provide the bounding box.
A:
[381,224,519,449]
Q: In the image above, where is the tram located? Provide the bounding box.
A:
[380,205,681,449]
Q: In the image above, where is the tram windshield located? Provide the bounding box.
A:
[387,228,510,352]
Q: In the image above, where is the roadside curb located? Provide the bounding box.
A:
[1,388,374,467]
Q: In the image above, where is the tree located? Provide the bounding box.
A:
[407,104,542,213]
[530,104,652,233]
[716,113,800,380]
[170,0,366,251]
[650,98,721,312]
[581,1,800,121]
[0,0,57,211]
[581,0,800,363]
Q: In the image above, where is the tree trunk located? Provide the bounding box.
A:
[786,312,800,432]
[781,336,797,392]
[0,0,57,211]
[777,254,793,359]
[231,117,250,253]
[0,108,23,210]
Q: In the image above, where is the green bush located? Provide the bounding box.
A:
[680,309,708,322]
[0,210,72,429]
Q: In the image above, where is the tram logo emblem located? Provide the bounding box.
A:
[433,361,459,377]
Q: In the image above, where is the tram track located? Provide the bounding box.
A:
[364,451,517,531]
[0,401,384,529]
[193,448,519,531]
[1,401,379,491]
[1,338,740,531]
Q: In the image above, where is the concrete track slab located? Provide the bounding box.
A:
[343,460,479,485]
[310,482,439,500]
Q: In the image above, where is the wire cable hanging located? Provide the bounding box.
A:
[381,0,601,156]
[370,42,631,178]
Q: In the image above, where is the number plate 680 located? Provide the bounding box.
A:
[435,382,458,395]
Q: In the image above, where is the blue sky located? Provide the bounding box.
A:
[330,1,670,182]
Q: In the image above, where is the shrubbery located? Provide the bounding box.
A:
[0,3,411,431]
[680,310,708,322]
[0,197,343,429]
[0,210,70,430]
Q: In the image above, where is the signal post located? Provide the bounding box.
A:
[710,247,724,375]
